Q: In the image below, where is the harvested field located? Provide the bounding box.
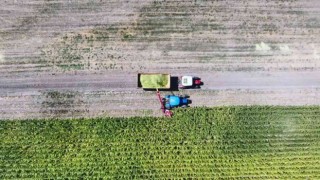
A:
[0,0,320,119]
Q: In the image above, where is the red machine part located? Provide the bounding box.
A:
[164,109,173,117]
[156,90,173,117]
[194,79,202,85]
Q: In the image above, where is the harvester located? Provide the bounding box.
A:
[137,73,193,117]
[156,90,192,117]
[162,94,192,110]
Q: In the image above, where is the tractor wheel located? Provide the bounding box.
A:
[184,95,190,98]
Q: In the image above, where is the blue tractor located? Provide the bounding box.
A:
[162,95,192,110]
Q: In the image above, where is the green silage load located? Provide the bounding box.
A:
[140,74,169,88]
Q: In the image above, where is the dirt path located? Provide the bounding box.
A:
[0,0,319,119]
[1,71,319,119]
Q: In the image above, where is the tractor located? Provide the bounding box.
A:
[156,91,191,117]
[162,95,192,110]
[178,76,203,89]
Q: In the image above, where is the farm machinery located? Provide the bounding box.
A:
[138,73,200,117]
[156,90,192,117]
[137,73,203,90]
[178,76,203,89]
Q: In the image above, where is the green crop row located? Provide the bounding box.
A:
[0,106,320,179]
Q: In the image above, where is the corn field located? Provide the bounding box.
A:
[1,106,320,179]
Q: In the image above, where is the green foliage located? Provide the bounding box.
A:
[57,64,84,70]
[1,106,320,179]
[140,74,169,88]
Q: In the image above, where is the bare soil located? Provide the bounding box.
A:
[0,0,319,119]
